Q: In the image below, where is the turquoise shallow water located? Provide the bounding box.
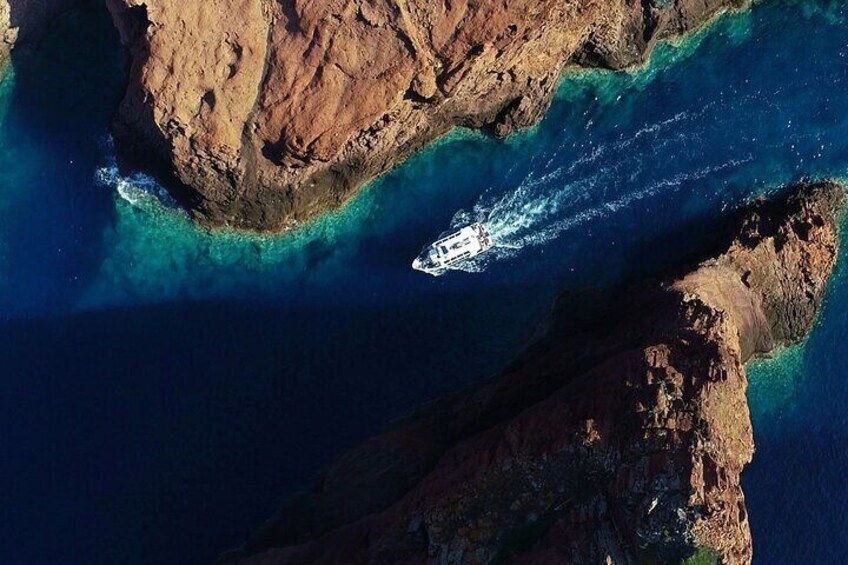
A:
[2,0,848,563]
[745,218,848,563]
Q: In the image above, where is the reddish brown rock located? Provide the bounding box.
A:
[220,182,844,564]
[107,0,747,231]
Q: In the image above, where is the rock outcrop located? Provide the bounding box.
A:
[106,0,747,231]
[0,2,9,66]
[222,182,844,564]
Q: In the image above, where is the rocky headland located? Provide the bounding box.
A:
[220,181,844,564]
[103,0,747,231]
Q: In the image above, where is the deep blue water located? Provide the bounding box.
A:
[2,0,848,563]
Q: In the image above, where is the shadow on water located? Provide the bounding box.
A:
[2,0,125,315]
[3,0,848,564]
[743,218,848,564]
[0,286,545,565]
[0,187,773,565]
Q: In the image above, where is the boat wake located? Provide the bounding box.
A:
[434,109,753,275]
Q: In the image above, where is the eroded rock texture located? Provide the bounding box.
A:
[107,0,746,230]
[222,182,844,564]
[0,2,9,65]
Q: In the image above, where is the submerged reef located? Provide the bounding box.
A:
[223,182,844,564]
[104,0,747,231]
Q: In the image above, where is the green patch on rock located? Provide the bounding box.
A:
[679,547,722,565]
[490,513,558,564]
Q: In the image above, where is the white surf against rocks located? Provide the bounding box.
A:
[95,137,181,212]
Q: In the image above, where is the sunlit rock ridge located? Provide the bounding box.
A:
[104,0,747,231]
[222,181,845,564]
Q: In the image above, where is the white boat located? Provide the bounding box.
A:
[412,222,492,275]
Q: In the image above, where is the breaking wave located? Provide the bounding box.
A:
[94,137,182,213]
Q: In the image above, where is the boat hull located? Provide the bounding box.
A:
[412,223,492,275]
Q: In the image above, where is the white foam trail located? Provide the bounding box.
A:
[563,111,692,177]
[431,143,754,276]
[515,155,754,247]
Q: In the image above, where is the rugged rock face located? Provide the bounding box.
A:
[106,0,746,231]
[222,182,844,564]
[0,0,79,67]
[0,2,9,65]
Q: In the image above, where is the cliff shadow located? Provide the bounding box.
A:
[4,0,126,311]
[0,281,543,565]
[229,181,838,558]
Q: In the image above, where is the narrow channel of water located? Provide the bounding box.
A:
[1,1,847,563]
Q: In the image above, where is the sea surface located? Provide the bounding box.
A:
[1,0,848,563]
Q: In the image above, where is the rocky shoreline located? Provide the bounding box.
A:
[222,182,844,564]
[2,3,846,564]
[104,0,747,231]
[2,0,749,231]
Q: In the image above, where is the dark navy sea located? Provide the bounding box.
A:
[2,1,847,562]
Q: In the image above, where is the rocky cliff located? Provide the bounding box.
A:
[222,182,844,564]
[106,0,747,231]
[0,2,8,65]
